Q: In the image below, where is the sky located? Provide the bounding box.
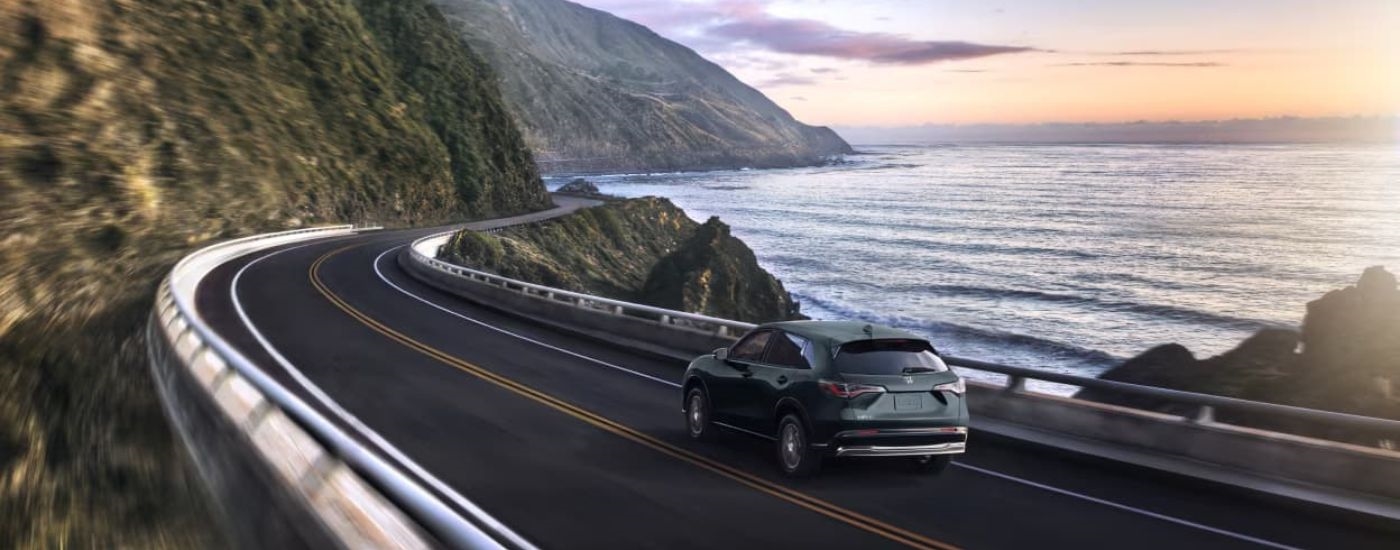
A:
[572,0,1400,127]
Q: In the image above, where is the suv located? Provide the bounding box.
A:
[682,321,968,477]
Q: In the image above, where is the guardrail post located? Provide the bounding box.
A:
[1006,375,1027,393]
[1193,405,1216,424]
[613,305,624,315]
[716,325,729,338]
[659,314,670,325]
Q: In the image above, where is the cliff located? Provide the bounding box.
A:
[1082,267,1400,445]
[0,0,546,545]
[430,0,853,174]
[438,198,803,323]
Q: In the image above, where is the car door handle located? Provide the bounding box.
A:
[776,375,788,385]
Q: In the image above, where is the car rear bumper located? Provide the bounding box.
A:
[834,440,966,457]
[819,426,968,457]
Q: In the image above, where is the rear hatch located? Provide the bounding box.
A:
[833,339,963,419]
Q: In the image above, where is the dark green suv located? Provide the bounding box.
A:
[682,321,968,477]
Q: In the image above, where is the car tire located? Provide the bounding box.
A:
[776,414,821,477]
[685,387,717,441]
[909,455,952,475]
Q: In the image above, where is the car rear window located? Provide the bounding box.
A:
[833,339,948,375]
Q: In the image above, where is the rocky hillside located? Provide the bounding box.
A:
[438,198,803,323]
[1081,267,1400,446]
[0,0,546,545]
[431,0,853,174]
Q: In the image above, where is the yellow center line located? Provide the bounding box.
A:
[308,243,960,550]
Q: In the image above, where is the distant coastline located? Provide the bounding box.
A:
[837,115,1399,145]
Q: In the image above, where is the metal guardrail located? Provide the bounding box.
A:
[412,231,757,338]
[160,226,526,549]
[411,230,1400,441]
[946,356,1400,434]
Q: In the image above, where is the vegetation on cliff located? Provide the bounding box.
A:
[0,0,546,545]
[430,0,853,174]
[438,198,803,323]
[1082,267,1400,446]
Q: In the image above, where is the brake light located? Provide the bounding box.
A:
[820,380,886,399]
[933,378,966,395]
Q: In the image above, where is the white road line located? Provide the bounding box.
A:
[232,240,540,550]
[375,245,1303,550]
[372,247,682,389]
[955,463,1302,550]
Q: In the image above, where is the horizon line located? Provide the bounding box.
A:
[832,113,1400,130]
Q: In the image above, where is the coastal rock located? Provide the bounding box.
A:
[1083,267,1399,444]
[1298,266,1400,381]
[1081,331,1299,416]
[438,199,803,323]
[557,178,604,197]
[1283,266,1400,421]
[641,218,804,323]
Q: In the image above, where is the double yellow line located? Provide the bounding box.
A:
[309,243,959,550]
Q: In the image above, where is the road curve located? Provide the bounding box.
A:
[197,198,1398,549]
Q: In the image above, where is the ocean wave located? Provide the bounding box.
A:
[886,282,1282,331]
[868,237,1102,260]
[1071,271,1201,291]
[793,292,1120,369]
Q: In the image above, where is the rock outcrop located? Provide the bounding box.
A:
[641,219,803,323]
[438,198,803,323]
[0,0,546,545]
[431,0,853,174]
[556,178,605,197]
[1082,267,1400,445]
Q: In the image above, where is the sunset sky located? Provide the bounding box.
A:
[575,0,1400,127]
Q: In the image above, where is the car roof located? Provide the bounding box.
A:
[758,320,928,348]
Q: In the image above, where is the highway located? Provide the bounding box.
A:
[196,198,1398,549]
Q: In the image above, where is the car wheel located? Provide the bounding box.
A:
[909,455,952,475]
[776,414,821,477]
[685,387,717,441]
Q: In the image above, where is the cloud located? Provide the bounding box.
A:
[945,69,988,73]
[1056,61,1226,68]
[710,53,787,71]
[810,67,839,74]
[789,96,808,101]
[756,73,818,87]
[1106,49,1238,56]
[577,0,1038,65]
[710,18,1037,65]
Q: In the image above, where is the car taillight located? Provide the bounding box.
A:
[820,380,886,399]
[933,378,966,395]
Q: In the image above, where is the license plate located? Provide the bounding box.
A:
[894,393,923,410]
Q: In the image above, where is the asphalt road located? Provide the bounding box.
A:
[196,201,1399,549]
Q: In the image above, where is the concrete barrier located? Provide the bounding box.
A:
[148,311,343,548]
[967,383,1400,510]
[149,226,520,549]
[151,270,430,548]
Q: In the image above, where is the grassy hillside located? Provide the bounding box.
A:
[0,0,546,545]
[432,0,853,174]
[438,198,803,323]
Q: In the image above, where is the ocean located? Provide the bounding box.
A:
[546,143,1400,380]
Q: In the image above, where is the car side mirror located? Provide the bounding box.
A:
[714,347,730,362]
